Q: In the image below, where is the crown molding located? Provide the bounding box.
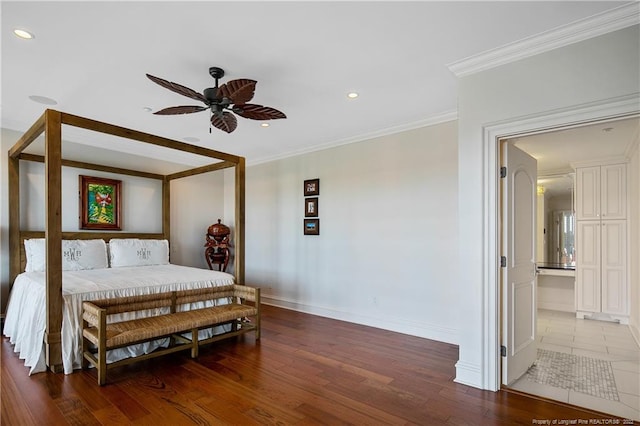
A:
[448,3,640,78]
[570,156,629,169]
[247,109,458,166]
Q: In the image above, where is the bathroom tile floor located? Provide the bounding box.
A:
[510,309,640,421]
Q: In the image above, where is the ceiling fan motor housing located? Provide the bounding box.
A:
[203,87,218,102]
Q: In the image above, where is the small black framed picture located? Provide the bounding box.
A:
[305,197,319,217]
[304,219,320,235]
[304,178,320,196]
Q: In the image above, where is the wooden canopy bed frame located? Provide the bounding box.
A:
[8,109,245,373]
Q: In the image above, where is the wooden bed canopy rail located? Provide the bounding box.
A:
[8,109,246,373]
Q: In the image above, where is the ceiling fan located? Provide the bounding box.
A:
[146,66,286,134]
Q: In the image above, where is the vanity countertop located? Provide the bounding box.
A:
[537,263,575,277]
[537,262,575,271]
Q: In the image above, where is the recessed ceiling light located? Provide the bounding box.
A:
[261,123,270,128]
[143,107,153,112]
[28,95,57,105]
[347,92,359,99]
[13,29,34,40]
[183,136,200,143]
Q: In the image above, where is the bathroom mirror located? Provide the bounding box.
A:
[549,210,575,265]
[538,174,575,266]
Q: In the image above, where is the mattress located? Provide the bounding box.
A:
[3,264,235,374]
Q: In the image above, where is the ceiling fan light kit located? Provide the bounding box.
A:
[146,66,286,134]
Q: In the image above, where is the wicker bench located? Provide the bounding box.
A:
[81,284,260,385]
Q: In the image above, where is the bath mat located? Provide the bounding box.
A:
[525,349,619,401]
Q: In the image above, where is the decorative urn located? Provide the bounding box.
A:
[207,219,230,244]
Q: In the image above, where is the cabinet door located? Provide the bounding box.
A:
[601,164,626,220]
[576,167,600,221]
[601,220,628,315]
[576,221,600,312]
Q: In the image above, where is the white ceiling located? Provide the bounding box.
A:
[513,116,640,197]
[1,1,635,170]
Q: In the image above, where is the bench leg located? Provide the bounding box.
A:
[98,349,106,386]
[255,316,261,341]
[98,310,107,385]
[191,329,199,358]
[81,338,89,370]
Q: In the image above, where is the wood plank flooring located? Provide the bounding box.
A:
[1,305,630,425]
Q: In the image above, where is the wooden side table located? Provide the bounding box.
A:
[205,245,230,272]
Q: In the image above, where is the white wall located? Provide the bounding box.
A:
[19,161,162,232]
[170,172,225,269]
[244,121,459,344]
[538,275,575,313]
[456,26,640,388]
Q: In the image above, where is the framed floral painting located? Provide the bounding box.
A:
[79,175,122,230]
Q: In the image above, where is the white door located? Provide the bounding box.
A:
[601,220,627,315]
[576,221,601,312]
[601,164,627,220]
[576,167,600,221]
[502,142,538,386]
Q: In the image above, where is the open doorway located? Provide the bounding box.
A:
[500,117,640,420]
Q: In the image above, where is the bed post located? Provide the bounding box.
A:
[8,157,20,286]
[44,109,64,372]
[163,177,170,243]
[235,157,245,284]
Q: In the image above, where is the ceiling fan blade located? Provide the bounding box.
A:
[146,74,207,103]
[234,104,286,120]
[211,112,238,133]
[218,79,256,105]
[153,106,208,115]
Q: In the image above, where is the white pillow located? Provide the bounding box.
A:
[24,238,46,272]
[62,239,109,271]
[109,239,169,268]
[24,239,109,272]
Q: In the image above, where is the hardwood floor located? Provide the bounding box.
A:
[1,305,630,425]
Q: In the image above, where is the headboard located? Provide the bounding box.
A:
[18,231,165,273]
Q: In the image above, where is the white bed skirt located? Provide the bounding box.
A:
[3,264,235,374]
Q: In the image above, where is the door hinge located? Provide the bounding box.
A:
[500,345,507,357]
[500,166,507,178]
[500,256,506,268]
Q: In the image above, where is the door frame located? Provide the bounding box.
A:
[480,94,639,391]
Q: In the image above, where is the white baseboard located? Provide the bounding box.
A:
[454,360,483,389]
[261,294,459,345]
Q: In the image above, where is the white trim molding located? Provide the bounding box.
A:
[261,294,459,345]
[480,93,640,391]
[448,3,640,77]
[248,110,458,166]
[454,360,483,388]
